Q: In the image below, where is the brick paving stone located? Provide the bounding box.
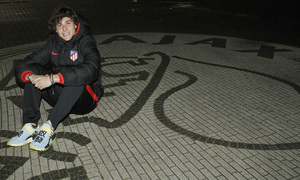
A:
[293,171,300,179]
[97,163,113,180]
[169,155,189,172]
[89,173,103,180]
[240,169,254,180]
[31,164,41,177]
[125,165,140,180]
[184,153,204,169]
[171,166,188,179]
[39,158,50,174]
[155,170,168,180]
[157,151,175,167]
[140,162,159,179]
[184,171,199,180]
[170,139,189,154]
[105,136,120,151]
[273,159,296,176]
[65,162,75,169]
[200,159,222,177]
[128,147,147,164]
[232,172,248,180]
[139,173,152,180]
[23,173,33,180]
[143,144,160,160]
[200,168,217,180]
[128,156,146,175]
[133,131,149,146]
[277,169,293,180]
[247,168,265,180]
[110,169,122,180]
[170,147,189,164]
[143,154,160,171]
[155,158,173,176]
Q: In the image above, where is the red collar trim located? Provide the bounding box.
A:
[74,23,80,35]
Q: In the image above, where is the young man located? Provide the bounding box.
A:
[7,7,104,151]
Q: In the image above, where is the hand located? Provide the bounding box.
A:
[29,74,52,90]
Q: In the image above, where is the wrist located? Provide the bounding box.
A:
[53,74,60,83]
[49,74,55,85]
[27,73,33,81]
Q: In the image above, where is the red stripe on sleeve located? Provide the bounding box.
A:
[21,71,33,82]
[58,73,64,84]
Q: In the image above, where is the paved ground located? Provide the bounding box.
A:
[1,0,300,180]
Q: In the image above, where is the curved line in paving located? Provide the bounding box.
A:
[86,52,170,128]
[154,67,300,151]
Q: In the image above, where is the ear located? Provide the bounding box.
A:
[75,25,77,28]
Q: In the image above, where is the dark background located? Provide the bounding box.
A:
[0,0,299,49]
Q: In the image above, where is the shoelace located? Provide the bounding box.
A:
[34,130,47,143]
[17,130,24,137]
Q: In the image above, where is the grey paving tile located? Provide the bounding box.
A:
[110,169,122,180]
[232,172,248,180]
[97,163,113,180]
[140,162,159,179]
[125,165,140,180]
[143,154,160,171]
[155,170,168,180]
[128,156,146,175]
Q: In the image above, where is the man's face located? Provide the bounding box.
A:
[56,17,76,41]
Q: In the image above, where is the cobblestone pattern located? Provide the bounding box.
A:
[1,33,300,179]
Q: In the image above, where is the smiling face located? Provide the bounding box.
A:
[56,17,76,41]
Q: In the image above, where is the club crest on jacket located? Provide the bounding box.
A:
[70,50,78,61]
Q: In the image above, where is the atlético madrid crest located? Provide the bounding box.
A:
[70,50,78,61]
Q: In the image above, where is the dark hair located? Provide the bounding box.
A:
[48,6,78,31]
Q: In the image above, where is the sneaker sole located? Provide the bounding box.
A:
[30,134,56,151]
